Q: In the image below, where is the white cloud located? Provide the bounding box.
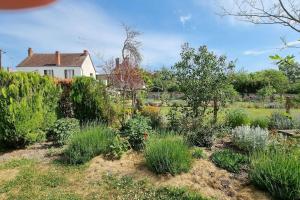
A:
[179,14,192,25]
[0,0,184,70]
[243,39,300,56]
[243,49,273,56]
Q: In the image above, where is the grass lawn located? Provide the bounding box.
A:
[158,101,300,122]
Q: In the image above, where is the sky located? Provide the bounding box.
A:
[0,0,299,72]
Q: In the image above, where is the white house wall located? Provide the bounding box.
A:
[81,55,96,78]
[16,66,82,79]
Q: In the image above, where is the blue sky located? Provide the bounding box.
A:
[0,0,299,72]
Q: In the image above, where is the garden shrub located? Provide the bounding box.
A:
[64,125,115,164]
[0,71,60,147]
[71,77,113,124]
[211,149,248,173]
[167,106,182,132]
[269,112,294,130]
[250,117,269,129]
[56,79,74,118]
[145,136,192,175]
[186,125,215,148]
[47,118,80,146]
[141,105,164,129]
[121,115,152,151]
[250,147,300,200]
[225,109,250,128]
[232,126,269,152]
[104,135,129,160]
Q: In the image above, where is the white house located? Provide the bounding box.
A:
[16,48,96,79]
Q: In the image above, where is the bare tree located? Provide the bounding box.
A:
[219,0,300,33]
[121,24,142,65]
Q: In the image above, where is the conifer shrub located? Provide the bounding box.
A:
[0,71,60,147]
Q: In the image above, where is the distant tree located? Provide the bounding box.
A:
[257,84,277,102]
[174,44,234,123]
[152,67,178,92]
[254,69,289,96]
[219,0,300,33]
[270,54,300,83]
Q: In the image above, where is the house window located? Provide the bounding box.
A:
[44,70,54,77]
[64,69,75,79]
[90,73,93,77]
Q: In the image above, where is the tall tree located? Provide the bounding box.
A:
[174,44,234,123]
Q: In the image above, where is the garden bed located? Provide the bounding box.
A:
[0,143,271,200]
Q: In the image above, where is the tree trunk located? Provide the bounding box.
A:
[213,98,219,124]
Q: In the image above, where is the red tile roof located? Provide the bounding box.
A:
[17,53,87,67]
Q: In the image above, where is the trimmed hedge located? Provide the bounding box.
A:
[0,71,60,147]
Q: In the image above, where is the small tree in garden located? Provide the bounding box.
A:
[174,44,234,123]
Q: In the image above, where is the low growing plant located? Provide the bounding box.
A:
[192,148,205,159]
[269,112,294,130]
[141,106,164,129]
[250,117,269,129]
[144,136,192,175]
[225,109,249,128]
[232,126,269,152]
[47,118,80,146]
[104,135,129,160]
[211,149,248,173]
[63,125,115,164]
[250,146,300,200]
[186,125,216,148]
[121,115,152,151]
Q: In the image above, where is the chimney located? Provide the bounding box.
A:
[83,50,88,56]
[115,57,120,68]
[55,51,61,66]
[28,48,33,57]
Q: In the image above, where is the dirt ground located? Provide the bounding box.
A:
[86,151,271,200]
[0,143,271,200]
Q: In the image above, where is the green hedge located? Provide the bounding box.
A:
[70,77,114,124]
[0,71,60,147]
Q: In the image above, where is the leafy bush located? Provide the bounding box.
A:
[250,147,300,200]
[269,112,294,130]
[0,71,60,147]
[186,125,215,148]
[250,117,269,129]
[71,77,113,124]
[141,106,164,129]
[145,136,192,175]
[104,135,129,160]
[232,126,269,152]
[47,118,80,146]
[225,109,249,128]
[121,115,152,151]
[211,149,248,173]
[167,106,182,132]
[192,148,205,159]
[63,125,115,164]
